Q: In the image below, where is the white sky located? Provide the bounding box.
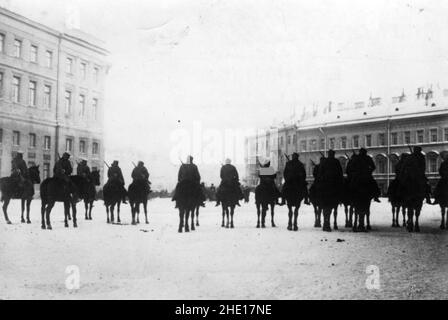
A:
[6,0,448,189]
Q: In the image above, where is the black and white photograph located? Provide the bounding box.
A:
[0,0,447,304]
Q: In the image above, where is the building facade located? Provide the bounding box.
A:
[0,7,109,182]
[245,87,448,195]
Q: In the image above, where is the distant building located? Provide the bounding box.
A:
[245,87,448,194]
[0,7,109,181]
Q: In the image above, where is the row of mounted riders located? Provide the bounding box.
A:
[1,149,447,233]
[0,153,152,230]
[175,149,448,233]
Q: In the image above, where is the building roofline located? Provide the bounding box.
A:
[0,7,109,55]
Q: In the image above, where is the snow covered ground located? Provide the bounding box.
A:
[0,197,447,300]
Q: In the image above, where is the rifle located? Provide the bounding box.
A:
[310,159,316,166]
[132,161,137,168]
[103,160,110,169]
[345,152,350,158]
[319,151,325,158]
[407,144,413,153]
[179,157,185,165]
[284,153,290,161]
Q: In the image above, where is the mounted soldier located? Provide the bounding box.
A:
[401,146,432,204]
[107,160,127,204]
[282,152,310,205]
[76,158,91,181]
[216,159,244,207]
[259,158,282,204]
[172,155,204,208]
[351,148,381,202]
[53,152,79,202]
[433,153,448,206]
[131,161,151,194]
[11,151,28,193]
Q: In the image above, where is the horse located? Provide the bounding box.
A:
[40,176,79,230]
[103,179,126,224]
[77,171,100,220]
[255,179,279,228]
[349,174,374,232]
[128,179,150,225]
[434,178,448,229]
[175,180,200,233]
[282,181,307,231]
[387,179,405,227]
[243,187,250,203]
[0,165,41,224]
[309,181,322,228]
[341,177,354,228]
[219,180,240,228]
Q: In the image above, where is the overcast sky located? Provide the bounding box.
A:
[6,0,448,189]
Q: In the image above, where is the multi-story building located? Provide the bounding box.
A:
[245,87,448,195]
[0,7,109,182]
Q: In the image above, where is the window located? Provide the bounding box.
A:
[292,134,297,144]
[44,136,51,150]
[13,131,20,146]
[12,76,20,103]
[65,138,73,152]
[378,133,385,146]
[28,81,36,106]
[79,94,86,117]
[43,85,51,109]
[0,128,3,143]
[428,154,438,173]
[416,130,424,144]
[319,138,325,150]
[65,91,72,114]
[30,45,38,63]
[0,72,3,96]
[280,136,284,146]
[376,155,387,174]
[329,138,335,149]
[365,135,372,147]
[300,140,307,151]
[0,33,4,53]
[404,131,411,144]
[430,129,438,142]
[43,163,50,179]
[14,39,22,58]
[391,132,398,145]
[29,133,36,148]
[92,142,99,155]
[287,136,291,145]
[79,140,86,154]
[80,62,87,79]
[66,57,73,74]
[353,135,359,148]
[340,136,347,149]
[45,50,53,68]
[445,128,448,141]
[310,139,317,151]
[94,67,99,83]
[92,98,98,119]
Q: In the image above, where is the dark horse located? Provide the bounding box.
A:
[103,179,126,224]
[175,180,200,233]
[128,180,150,225]
[282,181,307,231]
[77,171,101,220]
[387,178,405,227]
[40,176,80,230]
[349,174,373,232]
[0,165,41,224]
[341,177,354,228]
[255,179,279,228]
[219,181,240,228]
[434,178,448,229]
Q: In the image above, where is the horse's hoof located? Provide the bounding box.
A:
[221,224,225,228]
[6,220,12,225]
[352,227,358,232]
[323,227,332,232]
[334,225,338,230]
[132,222,137,226]
[64,223,69,228]
[415,226,420,232]
[272,223,276,228]
[41,225,46,230]
[191,226,195,231]
[196,222,199,227]
[440,224,445,230]
[225,225,229,229]
[293,225,298,231]
[146,221,149,224]
[345,223,349,228]
[21,218,25,223]
[256,224,260,228]
[27,220,31,224]
[117,220,121,224]
[178,228,183,233]
[366,225,371,231]
[185,228,190,233]
[47,225,52,230]
[287,225,292,231]
[107,220,110,224]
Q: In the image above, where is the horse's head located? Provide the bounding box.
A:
[90,170,101,186]
[28,165,41,184]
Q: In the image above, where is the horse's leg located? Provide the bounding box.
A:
[445,206,448,229]
[271,204,276,227]
[117,202,121,223]
[287,205,293,230]
[21,198,26,223]
[135,203,140,224]
[26,199,31,223]
[73,201,78,228]
[196,206,200,226]
[261,205,266,228]
[41,201,46,229]
[322,208,331,232]
[313,204,318,227]
[89,201,93,220]
[353,207,359,232]
[293,206,299,231]
[256,203,261,228]
[226,207,230,228]
[440,206,445,230]
[318,207,323,228]
[402,206,406,227]
[106,205,110,223]
[45,201,54,230]
[111,203,115,223]
[178,208,184,233]
[131,203,136,225]
[407,207,414,232]
[144,200,149,224]
[333,206,338,230]
[190,206,195,231]
[414,206,421,232]
[185,208,190,232]
[366,205,371,230]
[349,205,354,228]
[230,206,234,228]
[64,202,69,228]
[2,198,11,224]
[344,204,349,227]
[391,205,396,227]
[221,206,225,227]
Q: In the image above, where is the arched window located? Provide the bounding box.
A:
[389,153,399,174]
[427,152,439,173]
[375,154,387,174]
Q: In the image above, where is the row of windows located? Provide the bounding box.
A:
[0,32,100,81]
[0,129,100,155]
[0,72,99,118]
[286,129,448,152]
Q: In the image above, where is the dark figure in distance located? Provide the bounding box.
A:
[107,160,127,204]
[216,158,244,207]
